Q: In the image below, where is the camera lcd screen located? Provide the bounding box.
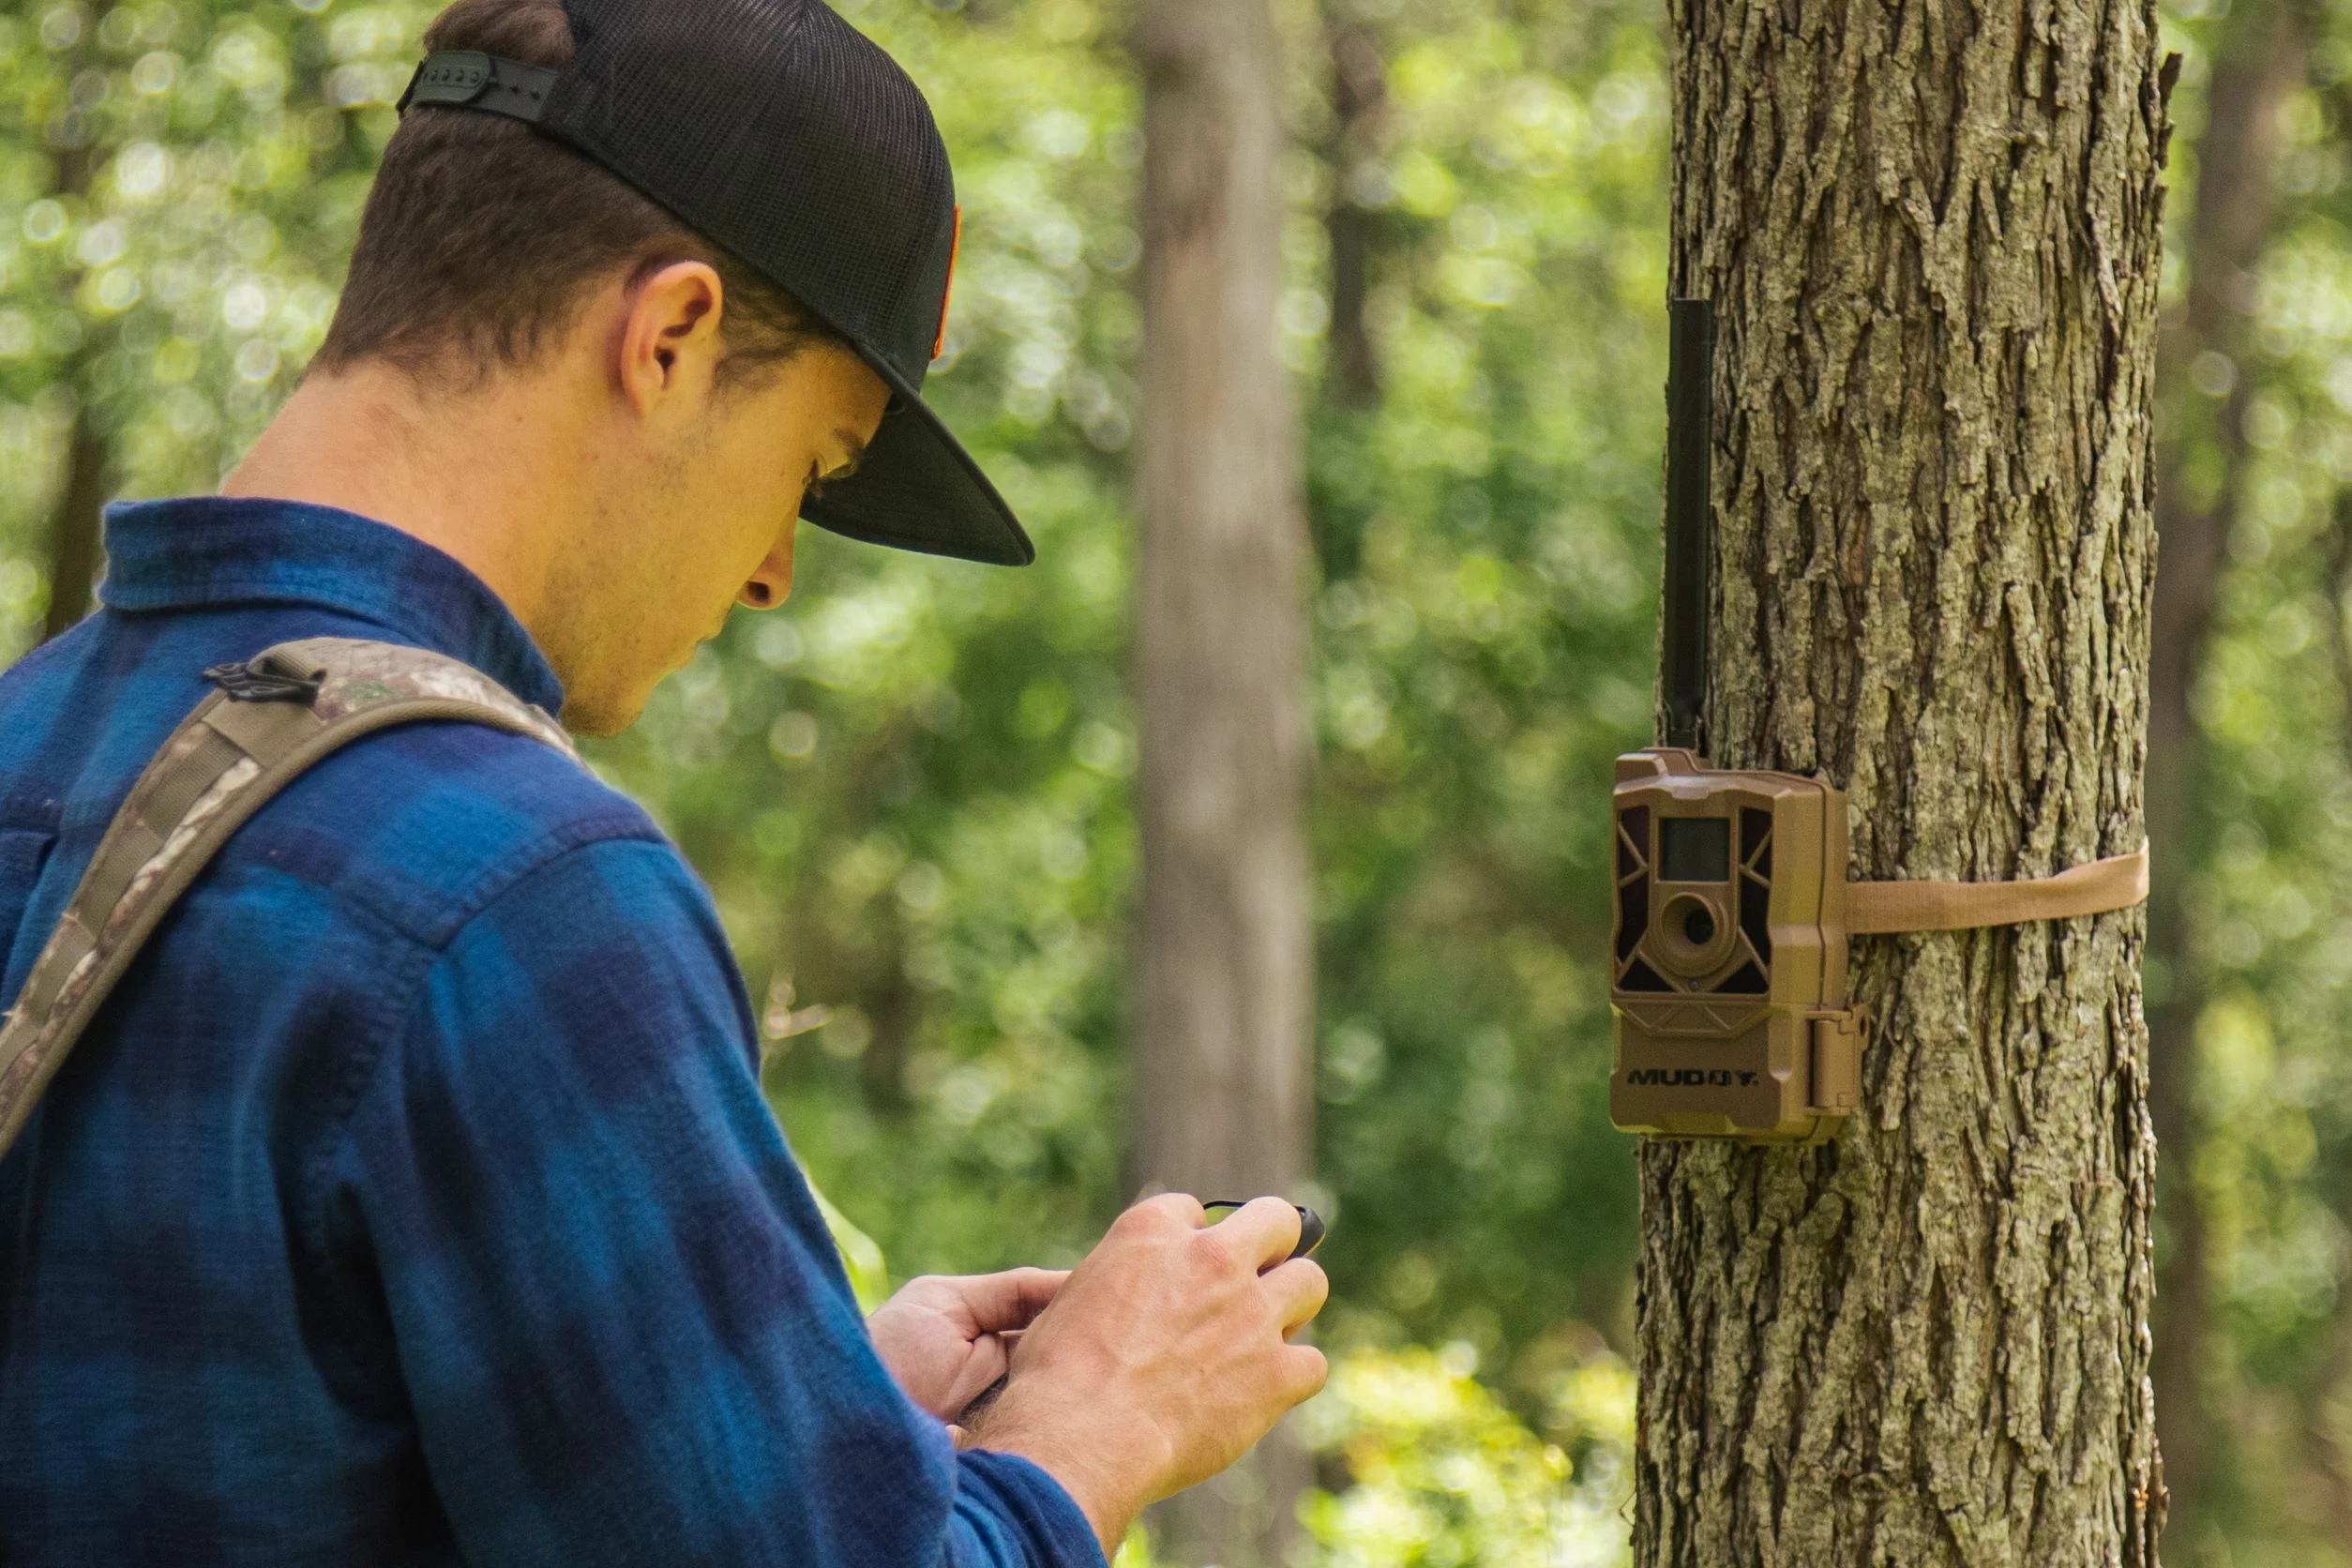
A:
[1659,818,1730,882]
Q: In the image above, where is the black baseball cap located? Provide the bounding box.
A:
[397,0,1033,566]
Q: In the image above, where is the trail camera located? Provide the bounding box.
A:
[1608,300,1864,1143]
[1608,747,1862,1142]
[1605,302,2149,1142]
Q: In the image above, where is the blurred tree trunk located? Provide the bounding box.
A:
[42,406,107,641]
[37,11,118,644]
[1308,3,1389,584]
[1128,0,1314,1562]
[1636,2,2169,1564]
[1322,8,1386,408]
[2145,0,2304,1539]
[2311,1155,2352,1555]
[2316,492,2352,1547]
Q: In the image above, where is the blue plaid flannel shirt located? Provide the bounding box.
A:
[0,496,1103,1568]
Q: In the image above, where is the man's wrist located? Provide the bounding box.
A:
[974,1393,1164,1556]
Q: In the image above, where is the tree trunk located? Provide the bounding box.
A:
[36,12,118,645]
[2313,492,2352,1548]
[1636,2,2170,1563]
[1128,0,1314,1562]
[2143,0,2303,1539]
[1322,9,1386,408]
[2306,1242,2352,1560]
[40,404,108,642]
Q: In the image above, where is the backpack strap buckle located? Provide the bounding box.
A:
[201,656,323,704]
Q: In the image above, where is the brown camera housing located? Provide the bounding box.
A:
[1607,747,1863,1143]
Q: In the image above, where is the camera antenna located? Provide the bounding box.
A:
[1663,297,1712,751]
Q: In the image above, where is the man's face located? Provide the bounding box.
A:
[548,333,891,735]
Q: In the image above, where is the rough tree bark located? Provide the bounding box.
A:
[1128,0,1314,1560]
[1636,2,2170,1564]
[2143,0,2303,1538]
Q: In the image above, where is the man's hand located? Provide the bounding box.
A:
[867,1269,1066,1422]
[968,1195,1330,1554]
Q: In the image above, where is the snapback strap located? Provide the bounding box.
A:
[397,50,559,123]
[1847,843,2149,935]
[0,638,575,1163]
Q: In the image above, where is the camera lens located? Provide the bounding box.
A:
[1681,905,1716,946]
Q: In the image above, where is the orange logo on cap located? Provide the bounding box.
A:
[933,206,962,360]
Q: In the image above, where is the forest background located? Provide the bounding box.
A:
[0,0,2339,1562]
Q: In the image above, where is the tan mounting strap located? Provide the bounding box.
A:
[0,638,574,1163]
[1847,843,2150,936]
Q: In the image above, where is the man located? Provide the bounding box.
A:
[0,0,1327,1561]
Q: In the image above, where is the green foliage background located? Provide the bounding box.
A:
[4,0,2350,1562]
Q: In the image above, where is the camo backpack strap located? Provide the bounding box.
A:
[0,637,576,1160]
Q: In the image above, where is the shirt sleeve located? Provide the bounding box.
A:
[335,836,1106,1568]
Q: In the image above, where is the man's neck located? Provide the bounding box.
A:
[221,362,587,633]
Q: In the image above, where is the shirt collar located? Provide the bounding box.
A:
[98,495,565,716]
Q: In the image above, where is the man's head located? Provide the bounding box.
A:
[297,0,888,733]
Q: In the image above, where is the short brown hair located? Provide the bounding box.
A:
[313,0,847,386]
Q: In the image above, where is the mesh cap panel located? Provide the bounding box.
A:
[440,0,1032,565]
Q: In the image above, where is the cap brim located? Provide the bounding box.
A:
[798,343,1034,566]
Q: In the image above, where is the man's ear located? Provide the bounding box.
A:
[616,260,726,415]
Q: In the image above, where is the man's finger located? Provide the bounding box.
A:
[1201,1195,1303,1273]
[1132,1191,1208,1230]
[1260,1257,1329,1333]
[1281,1343,1331,1404]
[942,1341,1014,1414]
[955,1268,1071,1332]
